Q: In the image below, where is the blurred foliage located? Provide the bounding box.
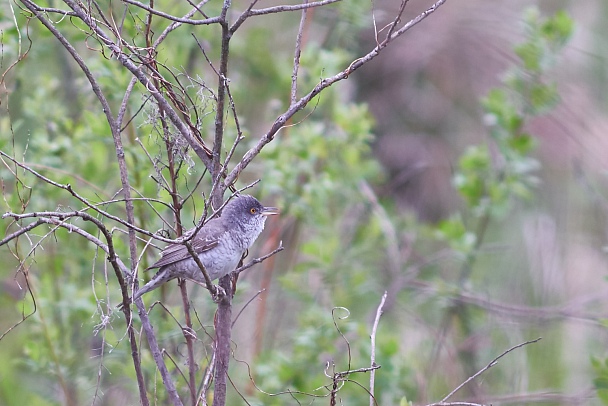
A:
[593,355,608,405]
[454,7,572,220]
[1,2,604,406]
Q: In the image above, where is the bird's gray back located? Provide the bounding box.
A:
[147,217,225,270]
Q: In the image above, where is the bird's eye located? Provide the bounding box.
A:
[250,207,257,214]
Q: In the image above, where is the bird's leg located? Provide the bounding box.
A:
[181,326,198,343]
[211,284,227,303]
[187,279,225,302]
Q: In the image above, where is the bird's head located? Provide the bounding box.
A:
[222,195,279,231]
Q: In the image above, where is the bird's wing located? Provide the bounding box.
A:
[146,220,223,270]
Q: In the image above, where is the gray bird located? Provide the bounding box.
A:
[133,195,279,301]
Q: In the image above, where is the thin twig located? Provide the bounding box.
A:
[232,289,266,328]
[224,0,449,189]
[0,151,183,244]
[243,0,341,19]
[235,242,284,276]
[369,291,387,406]
[290,0,309,104]
[67,0,214,168]
[122,0,221,25]
[184,241,222,298]
[228,0,260,34]
[0,268,36,342]
[429,338,542,405]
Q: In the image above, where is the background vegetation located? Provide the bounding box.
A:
[1,0,608,405]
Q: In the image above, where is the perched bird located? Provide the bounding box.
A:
[133,194,279,301]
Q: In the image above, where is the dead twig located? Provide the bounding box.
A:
[426,338,543,406]
[369,291,387,406]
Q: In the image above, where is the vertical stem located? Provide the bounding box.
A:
[212,0,232,190]
[212,0,233,404]
[180,282,198,406]
[290,0,309,105]
[162,114,197,405]
[369,291,387,406]
[212,276,233,406]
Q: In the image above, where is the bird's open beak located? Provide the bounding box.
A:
[261,206,280,216]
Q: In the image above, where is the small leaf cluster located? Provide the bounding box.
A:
[453,8,573,220]
[594,355,608,405]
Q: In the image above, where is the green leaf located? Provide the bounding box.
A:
[508,133,536,155]
[541,10,574,46]
[596,376,608,390]
[529,83,559,113]
[598,389,608,405]
[515,41,542,72]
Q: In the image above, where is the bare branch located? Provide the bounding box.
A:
[0,219,46,246]
[232,289,266,327]
[242,0,341,20]
[235,242,284,276]
[135,295,185,406]
[122,0,221,25]
[0,152,211,246]
[290,0,309,104]
[63,0,213,168]
[184,241,223,298]
[369,291,387,406]
[428,338,543,406]
[382,0,409,45]
[1,211,180,406]
[153,0,212,47]
[0,270,37,342]
[212,274,233,406]
[1,214,129,272]
[410,279,605,324]
[25,4,76,17]
[224,0,449,190]
[229,0,260,34]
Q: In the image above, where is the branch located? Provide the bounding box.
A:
[122,0,221,25]
[0,150,220,248]
[61,0,213,168]
[2,214,181,405]
[153,0,212,48]
[210,0,232,191]
[224,0,449,189]
[410,279,605,324]
[134,298,185,406]
[3,213,120,263]
[184,241,224,298]
[212,274,233,406]
[232,289,265,328]
[369,291,387,406]
[427,338,542,406]
[0,219,46,246]
[24,4,76,17]
[242,0,341,20]
[234,242,284,276]
[290,0,309,104]
[381,0,409,46]
[228,0,260,34]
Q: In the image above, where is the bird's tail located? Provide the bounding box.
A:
[132,267,174,302]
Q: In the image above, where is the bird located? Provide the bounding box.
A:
[132,194,279,301]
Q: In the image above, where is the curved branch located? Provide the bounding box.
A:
[122,0,221,25]
[62,0,213,168]
[230,0,341,32]
[224,0,449,189]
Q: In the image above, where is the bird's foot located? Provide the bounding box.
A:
[182,326,197,340]
[211,285,227,303]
